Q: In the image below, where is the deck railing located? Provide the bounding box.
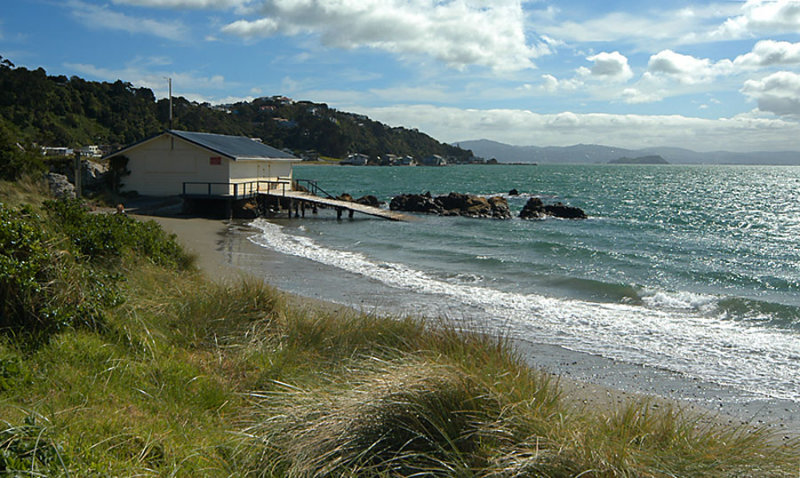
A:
[294,179,335,198]
[182,179,291,199]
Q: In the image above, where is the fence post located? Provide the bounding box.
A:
[73,151,82,198]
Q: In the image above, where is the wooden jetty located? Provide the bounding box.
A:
[271,190,412,221]
[181,179,412,221]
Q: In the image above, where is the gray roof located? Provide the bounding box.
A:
[169,130,297,161]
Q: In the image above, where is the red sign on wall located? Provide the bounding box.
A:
[209,156,221,165]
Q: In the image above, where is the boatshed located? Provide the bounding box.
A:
[106,130,300,197]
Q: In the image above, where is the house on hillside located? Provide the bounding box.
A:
[420,154,447,166]
[77,145,102,158]
[399,155,417,166]
[341,153,369,166]
[105,130,300,197]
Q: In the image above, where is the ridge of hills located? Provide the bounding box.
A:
[456,139,800,165]
[0,59,473,162]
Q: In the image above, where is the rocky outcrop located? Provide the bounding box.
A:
[519,197,545,219]
[336,193,383,208]
[390,192,511,219]
[544,202,587,219]
[520,197,587,219]
[45,173,76,199]
[389,192,442,214]
[354,195,381,207]
[488,196,512,219]
[49,158,109,193]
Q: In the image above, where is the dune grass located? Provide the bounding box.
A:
[0,184,797,476]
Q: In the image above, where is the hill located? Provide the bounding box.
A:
[457,139,800,165]
[609,155,669,164]
[0,58,473,163]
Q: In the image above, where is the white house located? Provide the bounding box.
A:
[106,130,300,197]
[77,145,102,158]
[341,153,369,166]
[421,154,447,166]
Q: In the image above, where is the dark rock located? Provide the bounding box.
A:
[508,188,519,196]
[520,197,586,219]
[390,191,512,219]
[544,202,587,219]
[488,196,512,219]
[235,200,260,219]
[519,197,545,219]
[355,195,382,207]
[337,193,354,202]
[389,193,442,214]
[435,192,488,217]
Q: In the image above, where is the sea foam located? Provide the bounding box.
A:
[249,218,800,402]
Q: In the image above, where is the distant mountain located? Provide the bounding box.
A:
[609,155,669,164]
[455,139,800,165]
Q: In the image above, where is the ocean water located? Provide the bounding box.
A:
[242,164,800,405]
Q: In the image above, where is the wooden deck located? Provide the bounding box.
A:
[261,190,412,222]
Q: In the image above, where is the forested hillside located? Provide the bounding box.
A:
[0,57,473,161]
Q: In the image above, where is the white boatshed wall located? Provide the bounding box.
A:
[123,135,232,196]
[120,134,296,197]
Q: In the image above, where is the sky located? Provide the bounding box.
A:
[3,0,800,152]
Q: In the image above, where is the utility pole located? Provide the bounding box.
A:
[168,77,173,130]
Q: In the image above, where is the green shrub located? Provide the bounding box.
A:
[0,124,45,181]
[45,198,193,269]
[0,203,119,343]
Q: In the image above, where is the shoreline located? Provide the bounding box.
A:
[143,213,799,441]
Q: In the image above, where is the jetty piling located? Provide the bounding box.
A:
[181,180,411,221]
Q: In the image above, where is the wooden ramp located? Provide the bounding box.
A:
[260,190,412,221]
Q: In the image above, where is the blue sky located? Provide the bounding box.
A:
[3,0,800,152]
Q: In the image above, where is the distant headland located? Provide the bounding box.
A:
[609,155,669,165]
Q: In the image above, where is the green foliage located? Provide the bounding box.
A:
[0,59,474,161]
[0,203,113,343]
[0,415,68,475]
[45,198,193,270]
[0,122,45,181]
[0,199,191,345]
[106,154,130,193]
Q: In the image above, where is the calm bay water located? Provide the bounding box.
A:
[244,164,800,403]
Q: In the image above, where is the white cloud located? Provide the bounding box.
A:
[621,87,663,104]
[223,17,279,36]
[67,0,188,41]
[734,40,800,68]
[741,71,800,115]
[532,4,741,48]
[538,73,582,93]
[222,0,550,71]
[646,50,733,84]
[352,104,800,152]
[580,51,633,82]
[713,0,800,39]
[112,0,251,8]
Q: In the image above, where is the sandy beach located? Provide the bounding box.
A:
[143,213,799,442]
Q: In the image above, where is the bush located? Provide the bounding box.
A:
[0,199,192,344]
[0,204,115,343]
[0,123,45,181]
[45,198,193,270]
